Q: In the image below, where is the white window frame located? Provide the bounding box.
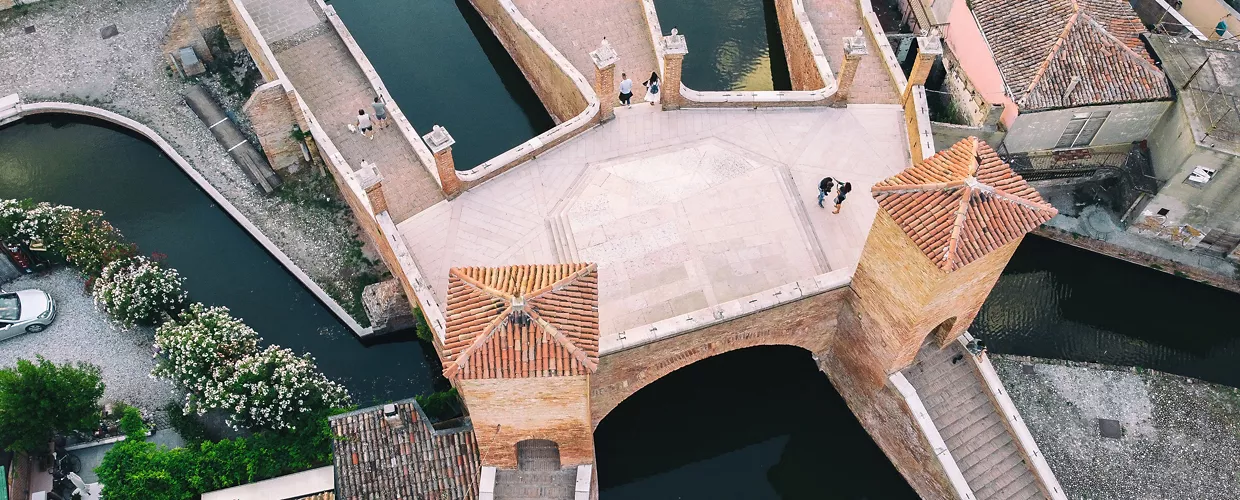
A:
[1055,111,1110,149]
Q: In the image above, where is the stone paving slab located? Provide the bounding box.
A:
[513,0,659,104]
[803,0,900,104]
[243,0,323,43]
[398,105,908,334]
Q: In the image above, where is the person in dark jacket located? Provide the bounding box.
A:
[817,177,835,208]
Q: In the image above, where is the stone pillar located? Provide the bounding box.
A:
[903,35,942,103]
[590,39,620,122]
[661,33,688,110]
[357,160,387,215]
[422,125,461,199]
[833,35,868,107]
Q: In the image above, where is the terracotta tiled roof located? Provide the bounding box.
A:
[330,400,481,500]
[443,264,600,380]
[293,493,335,500]
[972,0,1170,110]
[872,137,1058,271]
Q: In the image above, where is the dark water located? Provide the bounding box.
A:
[595,346,916,499]
[975,235,1240,387]
[652,0,792,91]
[331,0,555,171]
[0,116,441,405]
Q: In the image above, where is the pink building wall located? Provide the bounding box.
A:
[943,0,1018,128]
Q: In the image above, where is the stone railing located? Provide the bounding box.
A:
[889,372,976,500]
[599,268,851,354]
[639,0,838,107]
[227,0,449,340]
[2,95,369,336]
[454,0,599,183]
[958,333,1068,500]
[317,0,443,187]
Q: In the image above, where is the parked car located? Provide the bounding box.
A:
[0,289,57,341]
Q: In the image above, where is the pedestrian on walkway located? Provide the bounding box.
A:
[817,176,835,208]
[372,97,390,129]
[833,181,852,214]
[619,73,633,107]
[356,109,374,139]
[643,71,661,105]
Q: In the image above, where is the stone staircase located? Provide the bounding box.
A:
[544,168,593,264]
[903,342,1044,499]
[493,469,577,500]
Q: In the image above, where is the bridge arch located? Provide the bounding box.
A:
[589,287,848,427]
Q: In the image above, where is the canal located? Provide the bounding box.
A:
[975,235,1240,388]
[0,115,440,406]
[331,0,555,171]
[595,346,917,499]
[652,0,792,91]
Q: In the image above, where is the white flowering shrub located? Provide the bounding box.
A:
[205,346,351,431]
[153,303,260,415]
[7,200,134,276]
[93,256,187,327]
[0,199,32,240]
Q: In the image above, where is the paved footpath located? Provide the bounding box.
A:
[244,0,444,223]
[514,0,659,104]
[804,0,901,104]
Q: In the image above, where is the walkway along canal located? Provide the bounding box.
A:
[975,235,1240,388]
[0,115,442,405]
[330,0,556,171]
[651,0,793,91]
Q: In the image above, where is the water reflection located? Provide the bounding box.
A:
[654,0,792,91]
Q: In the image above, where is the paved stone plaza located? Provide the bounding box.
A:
[398,104,908,334]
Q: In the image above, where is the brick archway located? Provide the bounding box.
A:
[589,288,848,427]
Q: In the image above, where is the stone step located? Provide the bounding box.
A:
[976,458,1035,499]
[494,469,577,500]
[558,213,582,263]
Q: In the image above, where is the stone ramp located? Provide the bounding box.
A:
[493,468,577,500]
[802,0,900,104]
[904,342,1044,499]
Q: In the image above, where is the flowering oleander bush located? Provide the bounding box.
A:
[153,304,260,415]
[4,199,135,276]
[0,199,32,240]
[204,346,350,432]
[93,256,188,327]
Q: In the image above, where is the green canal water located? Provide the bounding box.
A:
[330,0,555,171]
[652,0,792,91]
[0,115,442,405]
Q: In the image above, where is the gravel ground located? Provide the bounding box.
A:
[993,354,1240,499]
[0,0,368,322]
[0,268,174,416]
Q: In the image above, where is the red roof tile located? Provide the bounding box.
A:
[443,264,600,380]
[872,137,1058,272]
[973,0,1170,110]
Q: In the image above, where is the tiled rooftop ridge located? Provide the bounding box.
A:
[444,264,600,380]
[973,0,1170,110]
[872,137,1058,272]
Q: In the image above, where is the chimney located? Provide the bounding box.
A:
[383,403,405,430]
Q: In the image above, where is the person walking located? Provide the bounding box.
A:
[643,71,661,105]
[371,97,390,129]
[356,109,374,139]
[833,181,852,214]
[619,73,634,107]
[817,176,835,208]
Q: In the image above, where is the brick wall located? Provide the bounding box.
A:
[226,0,280,82]
[773,0,826,91]
[460,376,595,468]
[242,81,303,171]
[165,0,243,64]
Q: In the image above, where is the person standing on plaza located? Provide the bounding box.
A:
[619,72,634,107]
[817,176,835,208]
[355,109,374,140]
[833,181,852,214]
[643,71,661,105]
[372,96,390,129]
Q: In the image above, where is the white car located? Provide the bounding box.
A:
[0,289,57,341]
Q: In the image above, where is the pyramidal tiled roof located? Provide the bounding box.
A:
[443,264,600,380]
[973,0,1170,110]
[872,138,1058,272]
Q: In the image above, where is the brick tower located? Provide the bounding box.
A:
[842,137,1057,387]
[442,263,600,497]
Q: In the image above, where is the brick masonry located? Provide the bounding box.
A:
[460,376,596,469]
[242,81,303,171]
[773,0,826,91]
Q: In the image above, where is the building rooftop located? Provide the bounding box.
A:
[444,263,600,380]
[973,0,1171,111]
[1147,34,1240,155]
[330,400,481,500]
[872,137,1058,271]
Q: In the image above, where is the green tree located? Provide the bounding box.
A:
[0,356,105,454]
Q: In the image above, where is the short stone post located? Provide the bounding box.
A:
[357,161,387,215]
[590,39,620,122]
[661,33,688,110]
[903,35,942,103]
[423,125,461,199]
[833,35,868,107]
